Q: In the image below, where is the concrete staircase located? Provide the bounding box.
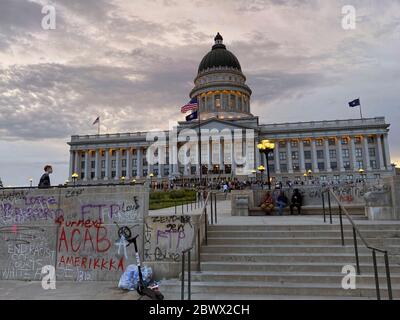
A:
[161,223,400,300]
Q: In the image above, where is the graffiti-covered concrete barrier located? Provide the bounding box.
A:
[0,185,148,281]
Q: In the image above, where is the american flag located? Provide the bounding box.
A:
[92,116,100,125]
[181,97,198,113]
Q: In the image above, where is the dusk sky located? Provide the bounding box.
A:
[0,0,399,186]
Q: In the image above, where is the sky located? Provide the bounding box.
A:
[0,0,399,186]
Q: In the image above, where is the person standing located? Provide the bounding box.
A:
[38,165,53,188]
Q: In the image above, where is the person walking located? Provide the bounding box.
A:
[38,165,53,188]
[290,189,303,215]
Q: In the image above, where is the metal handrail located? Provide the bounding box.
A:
[322,188,393,300]
[180,190,213,300]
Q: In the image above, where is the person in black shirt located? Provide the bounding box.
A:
[38,165,53,188]
[290,189,303,215]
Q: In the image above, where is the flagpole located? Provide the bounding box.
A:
[197,97,202,186]
[98,117,100,135]
[359,99,363,119]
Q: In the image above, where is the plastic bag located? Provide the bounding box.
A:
[118,264,154,291]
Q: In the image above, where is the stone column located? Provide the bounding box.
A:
[126,148,132,179]
[287,140,293,174]
[208,139,212,172]
[274,142,281,174]
[299,140,305,172]
[74,151,79,175]
[158,162,163,178]
[115,149,120,180]
[383,134,391,169]
[219,139,225,172]
[324,138,332,172]
[363,136,372,171]
[69,150,74,179]
[337,137,345,172]
[94,149,100,180]
[311,139,319,173]
[84,150,89,181]
[377,135,385,170]
[350,136,358,171]
[231,138,236,175]
[137,148,143,178]
[104,149,110,180]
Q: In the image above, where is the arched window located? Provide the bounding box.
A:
[229,94,236,109]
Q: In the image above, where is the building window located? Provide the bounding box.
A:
[111,171,116,178]
[374,174,381,180]
[341,138,349,145]
[91,161,95,169]
[369,148,376,157]
[81,172,85,179]
[101,160,105,168]
[229,95,235,109]
[292,151,299,160]
[132,170,137,177]
[111,160,116,168]
[329,149,337,159]
[303,140,311,147]
[328,138,336,146]
[215,94,221,108]
[347,175,354,181]
[317,150,324,159]
[320,175,327,181]
[280,164,288,172]
[342,149,349,158]
[268,153,274,160]
[334,175,340,181]
[269,164,275,172]
[354,137,362,144]
[81,161,85,169]
[291,140,298,148]
[305,163,312,171]
[90,172,95,179]
[279,141,286,148]
[316,139,323,147]
[101,150,105,157]
[331,162,338,170]
[304,151,311,160]
[143,169,148,177]
[355,148,363,158]
[153,168,159,176]
[344,161,351,170]
[122,159,127,168]
[279,152,287,161]
[111,150,116,156]
[370,160,377,169]
[318,162,325,170]
[368,136,375,144]
[122,150,126,156]
[143,158,147,166]
[357,160,364,169]
[101,171,105,178]
[164,167,169,175]
[121,170,126,177]
[132,159,137,167]
[293,164,300,171]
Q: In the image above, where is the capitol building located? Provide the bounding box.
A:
[68,33,394,185]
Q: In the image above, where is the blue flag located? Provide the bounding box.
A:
[186,111,198,121]
[349,98,360,107]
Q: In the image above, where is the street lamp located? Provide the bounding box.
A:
[258,165,266,189]
[71,172,79,187]
[257,140,276,190]
[358,168,365,182]
[29,178,33,187]
[121,176,126,184]
[149,173,154,189]
[251,169,257,183]
[131,179,136,185]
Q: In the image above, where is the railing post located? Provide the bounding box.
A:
[205,208,208,246]
[327,191,333,224]
[210,197,214,225]
[181,252,185,301]
[210,193,214,224]
[322,192,326,223]
[188,250,191,301]
[339,205,345,246]
[372,249,381,300]
[197,228,201,271]
[353,227,361,275]
[214,193,217,224]
[384,251,393,300]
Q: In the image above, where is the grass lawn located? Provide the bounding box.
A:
[149,189,197,210]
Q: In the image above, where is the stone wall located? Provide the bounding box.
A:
[0,185,148,281]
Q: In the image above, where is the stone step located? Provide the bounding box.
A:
[199,262,400,274]
[200,253,384,264]
[207,237,400,246]
[181,270,400,285]
[207,230,400,238]
[201,244,371,254]
[160,280,398,299]
[208,224,400,231]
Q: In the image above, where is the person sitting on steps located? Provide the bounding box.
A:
[290,189,303,215]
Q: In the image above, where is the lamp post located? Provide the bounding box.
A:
[71,172,79,187]
[251,169,257,183]
[29,178,33,188]
[258,165,265,189]
[149,173,154,189]
[121,176,126,184]
[257,140,276,190]
[358,168,365,182]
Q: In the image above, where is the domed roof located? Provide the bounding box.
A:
[198,33,242,74]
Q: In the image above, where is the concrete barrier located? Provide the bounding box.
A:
[0,185,148,281]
